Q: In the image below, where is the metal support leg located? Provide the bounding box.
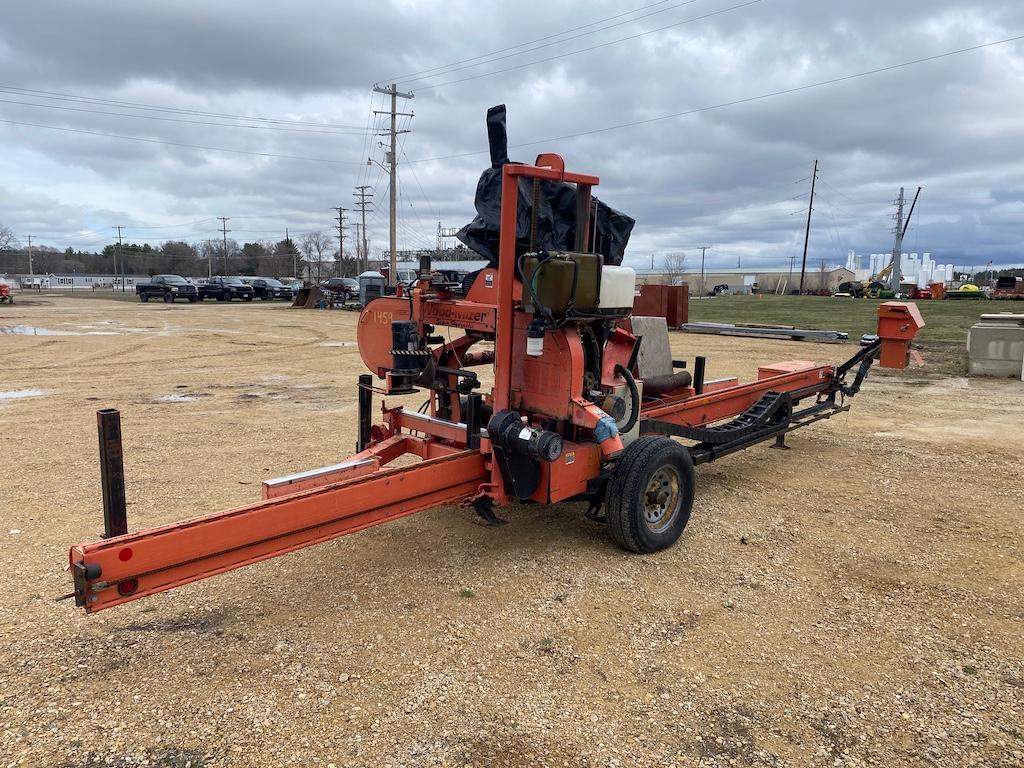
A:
[465,393,481,450]
[357,374,372,452]
[97,409,128,538]
[693,356,706,395]
[770,433,790,450]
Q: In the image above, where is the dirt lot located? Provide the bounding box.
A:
[1,296,1022,768]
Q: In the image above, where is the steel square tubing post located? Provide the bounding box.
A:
[97,409,128,539]
[71,449,488,613]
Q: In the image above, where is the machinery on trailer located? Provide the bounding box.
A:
[66,152,924,613]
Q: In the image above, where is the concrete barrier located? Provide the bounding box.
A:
[968,313,1024,378]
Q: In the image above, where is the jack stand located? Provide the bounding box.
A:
[584,501,606,524]
[472,497,507,527]
[770,433,791,451]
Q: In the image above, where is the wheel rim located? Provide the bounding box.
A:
[643,465,682,533]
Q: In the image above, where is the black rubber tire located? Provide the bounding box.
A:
[605,436,696,554]
[188,297,196,303]
[218,294,228,302]
[163,294,173,303]
[140,295,149,303]
[243,296,252,302]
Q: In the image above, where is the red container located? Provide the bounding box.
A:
[633,284,689,326]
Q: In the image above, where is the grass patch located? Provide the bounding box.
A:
[688,295,991,343]
[458,587,475,598]
[962,664,979,675]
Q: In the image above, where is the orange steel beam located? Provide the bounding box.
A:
[70,450,488,613]
[494,157,601,414]
[494,166,519,414]
[642,367,832,427]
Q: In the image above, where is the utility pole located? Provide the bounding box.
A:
[218,217,231,274]
[353,185,373,272]
[353,223,361,270]
[699,246,709,298]
[286,227,298,279]
[890,186,922,293]
[331,207,348,277]
[888,187,905,293]
[372,83,414,286]
[112,226,124,291]
[799,159,818,295]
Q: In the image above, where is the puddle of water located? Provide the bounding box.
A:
[0,324,117,336]
[0,388,46,401]
[155,392,212,403]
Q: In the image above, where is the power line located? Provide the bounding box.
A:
[0,118,365,165]
[0,85,368,130]
[406,33,1024,162]
[384,0,673,83]
[414,0,754,91]
[0,96,376,135]
[395,0,698,87]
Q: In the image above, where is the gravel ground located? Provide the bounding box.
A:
[1,296,1021,768]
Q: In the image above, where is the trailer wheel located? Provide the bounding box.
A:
[606,436,695,554]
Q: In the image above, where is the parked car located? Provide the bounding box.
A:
[136,274,199,303]
[283,279,304,293]
[250,277,294,301]
[320,277,359,300]
[198,276,255,302]
[908,286,933,300]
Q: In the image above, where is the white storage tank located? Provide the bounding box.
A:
[599,265,636,311]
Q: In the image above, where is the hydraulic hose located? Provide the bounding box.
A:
[614,363,640,435]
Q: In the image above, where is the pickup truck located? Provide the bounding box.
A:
[198,276,255,302]
[136,275,199,303]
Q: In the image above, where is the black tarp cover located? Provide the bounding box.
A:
[456,105,635,266]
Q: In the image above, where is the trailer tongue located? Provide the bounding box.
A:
[66,151,924,614]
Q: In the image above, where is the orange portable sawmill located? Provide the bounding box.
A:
[66,151,924,613]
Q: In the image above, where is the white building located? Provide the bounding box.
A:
[844,250,955,286]
[8,272,149,290]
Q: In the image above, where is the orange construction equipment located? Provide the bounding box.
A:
[66,152,924,613]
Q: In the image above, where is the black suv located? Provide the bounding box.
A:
[250,277,294,301]
[320,277,359,300]
[198,276,255,302]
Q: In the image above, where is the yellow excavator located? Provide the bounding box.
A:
[864,261,896,299]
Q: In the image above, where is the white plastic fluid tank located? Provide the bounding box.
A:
[599,265,636,309]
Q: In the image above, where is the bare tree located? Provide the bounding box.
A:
[661,252,687,286]
[301,231,333,282]
[0,225,18,251]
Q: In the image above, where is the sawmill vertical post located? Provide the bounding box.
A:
[357,374,373,452]
[97,409,128,539]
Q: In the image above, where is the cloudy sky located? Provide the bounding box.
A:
[1,0,1022,272]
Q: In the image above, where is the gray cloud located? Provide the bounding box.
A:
[1,0,1022,271]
